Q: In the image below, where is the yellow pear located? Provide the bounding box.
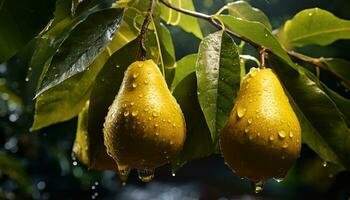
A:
[220,67,301,182]
[73,101,117,171]
[103,60,186,182]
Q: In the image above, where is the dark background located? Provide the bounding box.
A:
[1,0,350,199]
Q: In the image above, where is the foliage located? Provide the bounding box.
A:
[1,0,350,189]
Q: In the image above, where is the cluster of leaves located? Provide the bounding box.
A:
[9,0,350,174]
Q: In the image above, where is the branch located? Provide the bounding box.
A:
[138,0,156,61]
[159,0,330,69]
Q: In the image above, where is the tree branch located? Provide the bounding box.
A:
[138,0,156,61]
[159,0,329,69]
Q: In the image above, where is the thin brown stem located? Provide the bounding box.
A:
[138,0,155,61]
[259,48,267,69]
[159,0,329,69]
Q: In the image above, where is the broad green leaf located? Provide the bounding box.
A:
[160,0,203,39]
[277,8,350,48]
[172,73,216,171]
[321,58,350,86]
[36,8,123,97]
[88,39,139,166]
[218,15,293,65]
[269,54,350,169]
[0,0,54,62]
[226,1,272,30]
[171,54,197,91]
[196,31,241,142]
[32,51,109,130]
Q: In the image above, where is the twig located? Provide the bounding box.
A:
[159,0,330,68]
[159,0,259,49]
[259,48,267,69]
[138,0,155,61]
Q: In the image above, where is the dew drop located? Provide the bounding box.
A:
[253,181,264,194]
[172,173,176,177]
[139,94,143,98]
[117,164,130,185]
[244,128,249,133]
[274,178,284,183]
[323,161,328,167]
[257,132,261,137]
[133,73,139,78]
[264,33,268,38]
[248,118,252,124]
[137,63,143,68]
[308,12,313,16]
[155,132,159,136]
[170,140,174,145]
[144,80,149,84]
[123,111,130,117]
[278,130,286,139]
[137,169,155,182]
[282,143,288,149]
[269,135,274,141]
[237,106,246,118]
[172,123,176,127]
[144,108,149,112]
[130,102,135,106]
[132,83,137,88]
[132,111,138,117]
[289,131,294,138]
[25,77,29,82]
[249,68,258,77]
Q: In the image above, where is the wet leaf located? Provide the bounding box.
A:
[36,8,123,97]
[196,31,241,142]
[172,73,216,171]
[226,0,272,30]
[218,15,293,65]
[32,51,109,130]
[277,8,350,48]
[269,54,350,169]
[321,58,350,86]
[160,0,203,39]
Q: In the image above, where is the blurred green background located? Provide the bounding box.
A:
[0,0,350,199]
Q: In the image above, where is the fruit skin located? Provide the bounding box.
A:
[73,101,117,171]
[103,60,186,170]
[220,68,301,181]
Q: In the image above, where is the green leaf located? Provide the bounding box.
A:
[322,58,350,86]
[0,0,54,62]
[172,73,216,171]
[36,8,123,96]
[322,85,350,124]
[32,51,109,130]
[218,15,293,65]
[160,0,203,39]
[88,39,139,166]
[269,54,350,169]
[277,8,350,48]
[226,0,272,30]
[171,54,197,91]
[196,31,241,142]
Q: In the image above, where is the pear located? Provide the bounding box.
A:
[103,60,186,182]
[73,101,117,171]
[220,67,301,182]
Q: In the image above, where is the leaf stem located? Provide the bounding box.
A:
[138,0,155,61]
[259,48,267,69]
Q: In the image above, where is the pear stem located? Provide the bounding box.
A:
[138,0,156,61]
[259,48,267,69]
